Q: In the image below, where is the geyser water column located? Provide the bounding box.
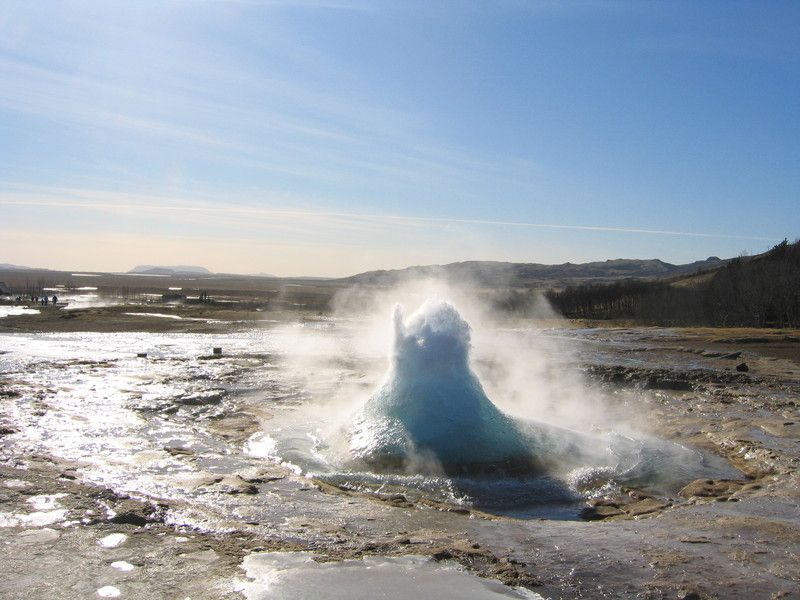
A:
[264,297,737,509]
[348,300,536,474]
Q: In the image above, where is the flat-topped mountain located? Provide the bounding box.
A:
[127,265,213,276]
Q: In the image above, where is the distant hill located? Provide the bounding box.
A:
[0,263,33,271]
[341,256,727,287]
[546,240,800,327]
[128,265,213,276]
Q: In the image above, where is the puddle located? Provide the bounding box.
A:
[237,553,544,599]
[0,307,40,318]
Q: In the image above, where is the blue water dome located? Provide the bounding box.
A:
[349,300,534,474]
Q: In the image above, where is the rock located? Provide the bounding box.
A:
[183,474,224,490]
[392,536,411,545]
[587,365,757,387]
[580,505,624,520]
[624,498,666,516]
[110,499,164,526]
[446,507,471,514]
[610,372,627,384]
[713,337,770,344]
[17,527,60,544]
[427,540,493,563]
[311,479,352,497]
[175,391,223,406]
[589,498,621,507]
[238,470,284,484]
[430,548,453,561]
[0,425,18,435]
[376,493,413,508]
[164,445,194,456]
[486,559,540,588]
[645,376,693,391]
[739,482,762,492]
[215,475,258,495]
[736,362,749,372]
[679,479,744,499]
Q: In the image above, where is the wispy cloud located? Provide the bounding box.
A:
[175,0,375,11]
[0,183,774,242]
[0,3,550,197]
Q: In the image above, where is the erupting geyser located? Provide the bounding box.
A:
[348,300,541,474]
[250,297,737,512]
[343,299,723,488]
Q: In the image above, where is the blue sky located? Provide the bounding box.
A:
[0,0,798,276]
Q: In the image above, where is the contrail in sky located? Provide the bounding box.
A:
[0,197,776,242]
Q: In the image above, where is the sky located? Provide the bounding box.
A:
[0,0,798,277]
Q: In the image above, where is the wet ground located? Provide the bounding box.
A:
[0,303,798,599]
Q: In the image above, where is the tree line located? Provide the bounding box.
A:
[546,239,800,327]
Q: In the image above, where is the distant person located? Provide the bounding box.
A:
[43,296,48,306]
[52,295,58,305]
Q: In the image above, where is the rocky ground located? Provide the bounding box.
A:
[0,308,798,599]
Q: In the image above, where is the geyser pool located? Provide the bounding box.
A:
[253,299,738,518]
[345,300,690,480]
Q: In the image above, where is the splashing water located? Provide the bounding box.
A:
[335,300,733,485]
[257,299,738,517]
[342,300,635,478]
[348,300,536,474]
